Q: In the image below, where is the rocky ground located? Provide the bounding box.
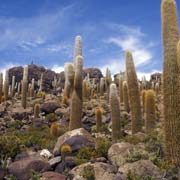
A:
[0,66,178,180]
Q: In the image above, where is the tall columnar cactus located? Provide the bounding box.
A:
[0,73,3,103]
[39,73,43,92]
[21,66,28,109]
[123,81,130,113]
[74,35,82,61]
[95,107,102,132]
[119,75,124,103]
[100,77,105,96]
[64,63,74,98]
[161,0,180,165]
[145,90,156,134]
[30,78,35,98]
[177,40,180,69]
[69,55,83,130]
[82,79,88,100]
[11,76,15,97]
[17,82,21,95]
[4,70,9,101]
[109,83,121,141]
[126,51,142,134]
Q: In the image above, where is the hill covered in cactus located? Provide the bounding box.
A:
[0,0,180,180]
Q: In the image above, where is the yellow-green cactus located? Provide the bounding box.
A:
[145,90,156,134]
[34,103,40,118]
[69,55,83,130]
[95,107,102,131]
[161,0,180,165]
[109,83,121,141]
[126,51,142,134]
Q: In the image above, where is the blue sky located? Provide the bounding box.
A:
[0,0,179,79]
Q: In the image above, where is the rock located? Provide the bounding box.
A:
[9,64,58,93]
[55,107,69,117]
[10,102,33,120]
[53,128,95,156]
[48,156,61,167]
[42,171,66,180]
[70,162,117,180]
[40,149,53,158]
[40,101,60,114]
[118,160,163,179]
[8,157,50,180]
[0,168,6,180]
[108,142,134,167]
[55,156,76,173]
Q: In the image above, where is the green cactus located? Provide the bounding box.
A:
[161,0,180,165]
[119,75,124,103]
[125,51,142,134]
[69,55,83,130]
[21,66,28,109]
[95,107,102,132]
[123,81,130,113]
[109,83,121,142]
[34,103,40,118]
[0,73,3,103]
[145,90,156,134]
[4,70,9,101]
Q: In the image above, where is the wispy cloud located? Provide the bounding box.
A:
[51,65,64,73]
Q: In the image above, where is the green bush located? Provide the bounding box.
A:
[81,165,95,180]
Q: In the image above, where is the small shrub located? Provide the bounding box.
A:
[81,165,95,180]
[61,144,72,160]
[50,122,68,137]
[45,113,57,122]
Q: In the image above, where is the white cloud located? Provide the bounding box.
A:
[51,65,64,73]
[137,70,161,81]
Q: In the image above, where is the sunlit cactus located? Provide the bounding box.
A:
[69,55,83,130]
[161,0,180,165]
[11,76,15,97]
[4,70,9,101]
[119,74,124,103]
[145,90,156,133]
[30,78,35,98]
[100,77,105,96]
[177,40,180,69]
[123,81,130,113]
[126,51,142,134]
[83,79,88,99]
[95,107,102,131]
[17,82,21,95]
[0,73,3,103]
[155,82,160,94]
[34,103,40,118]
[39,73,43,92]
[74,35,82,61]
[109,83,121,141]
[21,66,28,109]
[64,63,74,98]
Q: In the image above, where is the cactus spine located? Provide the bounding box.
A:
[109,83,121,141]
[4,70,9,101]
[123,81,130,113]
[21,66,28,109]
[95,107,102,131]
[145,90,156,134]
[64,63,74,98]
[126,51,142,134]
[161,0,180,165]
[119,75,124,103]
[0,73,3,103]
[69,55,83,130]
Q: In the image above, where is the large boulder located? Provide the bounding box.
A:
[53,128,95,156]
[108,142,134,167]
[42,171,66,180]
[118,160,163,179]
[40,100,60,114]
[8,157,50,180]
[70,162,117,180]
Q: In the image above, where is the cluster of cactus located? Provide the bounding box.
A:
[161,0,180,165]
[21,66,28,109]
[109,83,121,141]
[126,51,142,134]
[144,90,156,133]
